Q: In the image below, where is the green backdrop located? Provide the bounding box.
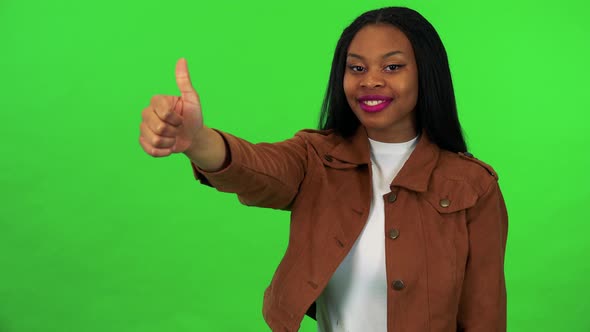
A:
[1,0,589,331]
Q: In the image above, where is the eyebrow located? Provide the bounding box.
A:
[347,51,403,60]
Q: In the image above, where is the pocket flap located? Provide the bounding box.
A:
[320,153,360,170]
[421,178,478,213]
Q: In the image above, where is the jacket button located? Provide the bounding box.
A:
[324,154,333,162]
[388,229,400,240]
[387,193,397,203]
[439,199,451,208]
[391,280,405,291]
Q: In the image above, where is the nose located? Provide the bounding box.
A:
[360,72,385,89]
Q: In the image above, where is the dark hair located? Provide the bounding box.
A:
[318,7,467,153]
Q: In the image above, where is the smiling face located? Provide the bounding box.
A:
[344,24,419,142]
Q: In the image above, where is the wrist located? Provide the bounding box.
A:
[183,126,208,162]
[182,126,229,172]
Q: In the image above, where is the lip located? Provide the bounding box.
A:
[357,95,393,113]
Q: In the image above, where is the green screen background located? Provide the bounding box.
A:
[1,0,589,331]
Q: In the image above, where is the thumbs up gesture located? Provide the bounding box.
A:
[140,58,204,157]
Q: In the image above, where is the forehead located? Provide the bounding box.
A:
[347,24,413,56]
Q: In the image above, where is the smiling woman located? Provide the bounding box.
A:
[139,6,507,332]
[343,24,419,143]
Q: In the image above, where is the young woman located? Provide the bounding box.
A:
[139,7,508,332]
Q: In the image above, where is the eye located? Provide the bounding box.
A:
[347,65,365,72]
[384,64,404,72]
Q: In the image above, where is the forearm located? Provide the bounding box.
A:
[190,129,308,210]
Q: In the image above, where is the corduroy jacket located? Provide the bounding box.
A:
[192,125,508,332]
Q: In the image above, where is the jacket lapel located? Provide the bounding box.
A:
[391,131,440,193]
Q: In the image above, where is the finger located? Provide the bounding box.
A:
[175,58,200,106]
[141,106,179,137]
[151,96,183,126]
[139,136,172,158]
[140,122,176,148]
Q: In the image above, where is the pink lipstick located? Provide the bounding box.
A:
[357,95,393,113]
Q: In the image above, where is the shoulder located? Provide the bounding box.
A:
[434,150,500,194]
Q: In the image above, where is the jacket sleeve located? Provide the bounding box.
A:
[191,129,308,211]
[457,179,508,332]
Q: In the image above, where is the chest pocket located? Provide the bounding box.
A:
[421,178,479,214]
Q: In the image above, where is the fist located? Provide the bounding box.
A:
[139,58,203,157]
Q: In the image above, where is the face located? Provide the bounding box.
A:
[344,24,419,142]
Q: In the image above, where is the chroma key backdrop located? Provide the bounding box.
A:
[1,0,589,331]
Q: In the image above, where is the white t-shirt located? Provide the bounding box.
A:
[316,135,419,332]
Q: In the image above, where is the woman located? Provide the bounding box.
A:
[139,7,508,332]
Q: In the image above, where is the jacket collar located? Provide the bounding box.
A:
[327,126,440,193]
[326,125,371,165]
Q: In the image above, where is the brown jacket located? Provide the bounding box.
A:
[193,126,508,332]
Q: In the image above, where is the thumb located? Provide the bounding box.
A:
[175,58,200,107]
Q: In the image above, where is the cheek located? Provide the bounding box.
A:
[343,74,356,100]
[397,73,419,102]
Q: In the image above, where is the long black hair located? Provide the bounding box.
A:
[318,7,467,153]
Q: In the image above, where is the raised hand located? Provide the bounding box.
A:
[139,58,204,157]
